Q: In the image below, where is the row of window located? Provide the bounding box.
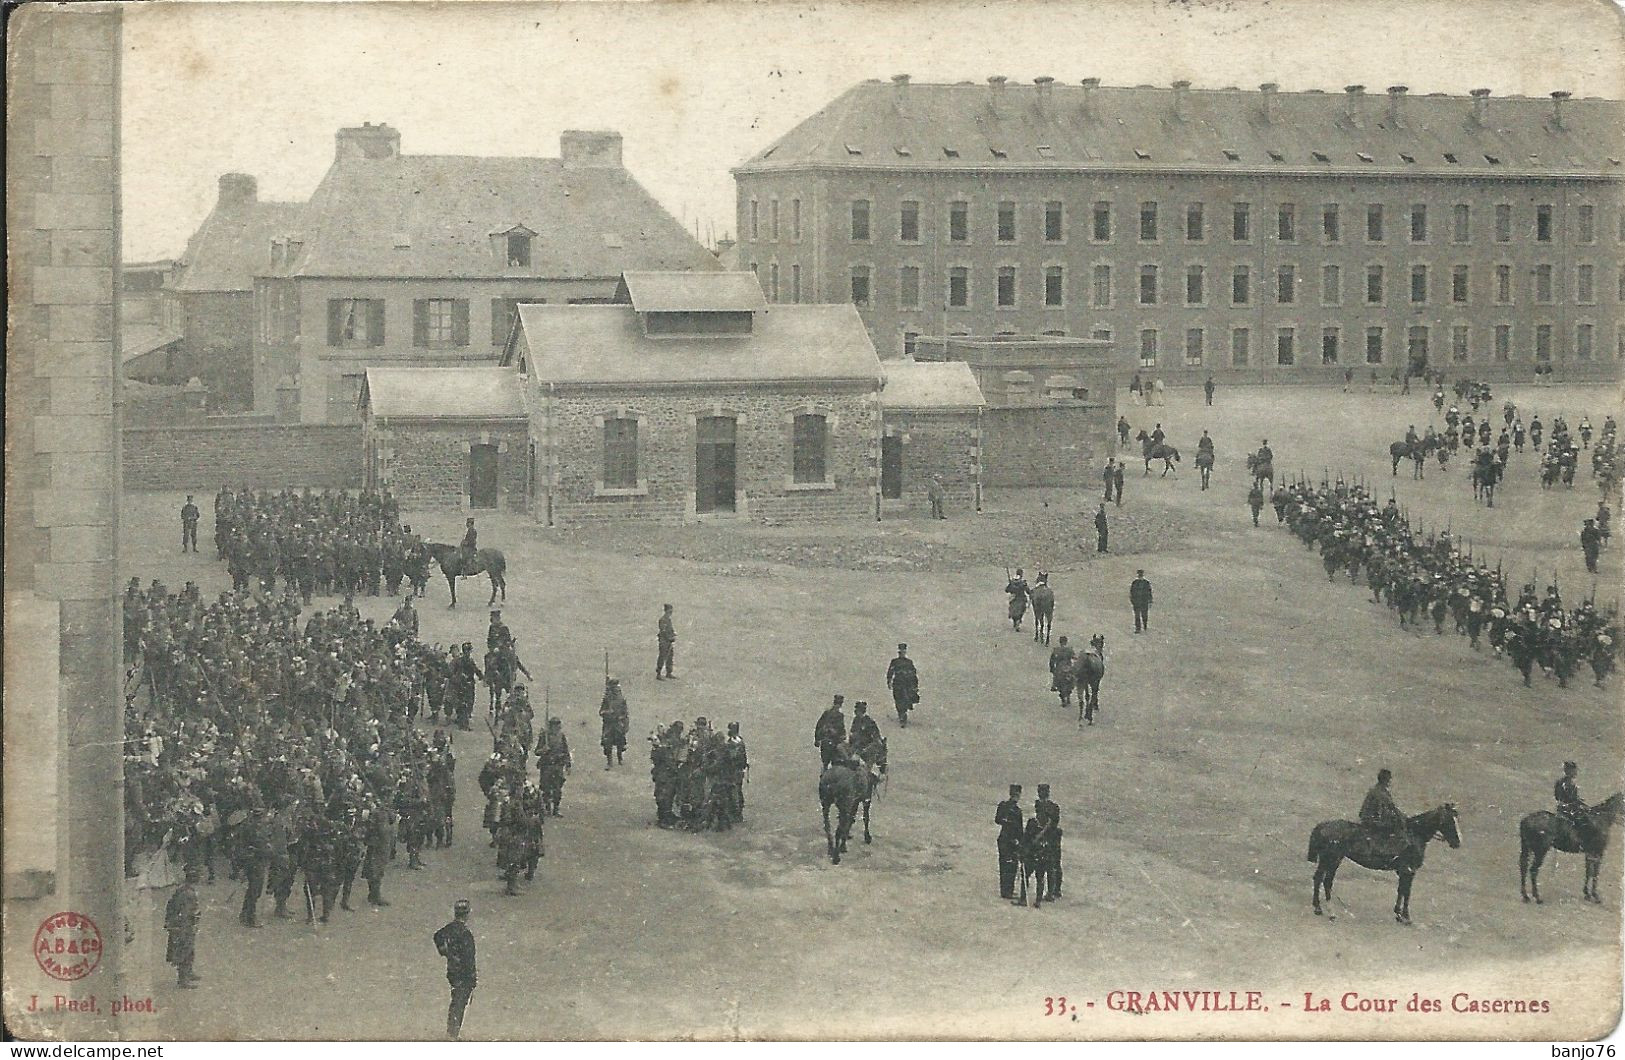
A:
[323,296,605,349]
[752,198,1619,247]
[806,262,1625,311]
[600,413,831,489]
[1129,322,1623,368]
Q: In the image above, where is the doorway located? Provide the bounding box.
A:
[880,434,903,499]
[469,443,499,509]
[695,416,737,513]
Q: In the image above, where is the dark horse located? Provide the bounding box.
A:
[1030,580,1055,646]
[1471,456,1503,508]
[1245,451,1274,490]
[819,759,874,865]
[1194,447,1215,490]
[1519,792,1624,904]
[1134,431,1181,476]
[852,737,887,848]
[425,543,507,608]
[1307,804,1461,923]
[1074,634,1105,726]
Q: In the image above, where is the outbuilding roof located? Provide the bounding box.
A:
[881,360,985,410]
[615,271,767,313]
[360,367,526,420]
[170,200,304,292]
[511,303,882,387]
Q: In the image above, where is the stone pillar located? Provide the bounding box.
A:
[182,376,207,421]
[3,2,126,1039]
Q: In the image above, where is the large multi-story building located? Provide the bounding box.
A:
[734,77,1625,382]
[253,123,719,423]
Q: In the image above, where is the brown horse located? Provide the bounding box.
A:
[1030,580,1055,645]
[425,543,507,608]
[1307,804,1461,924]
[1519,792,1623,905]
[819,761,866,865]
[1074,635,1106,726]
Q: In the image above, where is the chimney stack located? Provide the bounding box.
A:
[1550,90,1571,129]
[1386,85,1408,126]
[986,75,1008,115]
[1259,82,1279,124]
[1080,77,1100,120]
[217,172,258,208]
[1343,85,1365,126]
[1034,75,1055,113]
[334,121,402,161]
[1470,87,1491,128]
[560,130,623,168]
[892,73,910,112]
[1171,79,1192,122]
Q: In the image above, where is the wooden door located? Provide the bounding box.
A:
[695,417,737,513]
[881,434,903,499]
[469,443,499,509]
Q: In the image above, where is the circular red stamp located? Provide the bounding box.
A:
[34,912,103,981]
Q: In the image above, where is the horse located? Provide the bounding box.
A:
[852,737,887,847]
[1246,452,1274,490]
[405,549,432,598]
[1519,793,1624,904]
[1389,440,1412,476]
[1194,447,1215,490]
[1030,580,1055,646]
[1074,634,1105,726]
[424,543,507,608]
[1471,458,1502,507]
[819,760,867,865]
[1306,804,1461,924]
[1134,431,1180,476]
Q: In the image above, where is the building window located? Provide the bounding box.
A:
[329,373,365,424]
[1452,324,1470,363]
[792,199,802,242]
[750,200,760,241]
[903,330,919,357]
[1232,265,1250,306]
[1233,202,1251,242]
[1092,328,1112,342]
[1452,265,1469,304]
[602,417,639,489]
[791,264,802,303]
[413,298,469,347]
[1494,324,1511,361]
[1410,204,1428,243]
[1366,265,1384,305]
[1536,204,1553,242]
[997,202,1017,243]
[1092,264,1112,307]
[1092,201,1112,242]
[1407,326,1428,366]
[1366,204,1385,242]
[1277,265,1296,304]
[948,266,969,308]
[763,263,777,302]
[1410,265,1428,305]
[1495,204,1513,243]
[1276,327,1295,365]
[327,298,384,347]
[1496,264,1513,304]
[899,265,920,309]
[1535,323,1553,361]
[506,231,533,268]
[1186,203,1205,242]
[1140,202,1159,242]
[769,199,780,241]
[1452,204,1470,244]
[1186,265,1205,306]
[1577,264,1595,304]
[792,413,828,484]
[1045,201,1064,242]
[1139,264,1158,305]
[899,201,920,243]
[1365,327,1384,364]
[850,266,872,307]
[851,200,871,241]
[1185,328,1204,366]
[1577,323,1594,359]
[1322,204,1341,243]
[1231,327,1250,367]
[949,201,969,243]
[1536,264,1554,303]
[1139,328,1158,368]
[1277,203,1296,243]
[1322,327,1340,364]
[1321,264,1341,306]
[997,266,1017,307]
[1045,265,1064,307]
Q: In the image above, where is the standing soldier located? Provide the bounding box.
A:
[656,604,677,680]
[267,801,297,919]
[1129,569,1154,633]
[1247,482,1265,526]
[428,731,457,848]
[536,717,572,816]
[1112,461,1126,507]
[1102,457,1117,503]
[1270,481,1291,524]
[1581,519,1602,574]
[600,677,630,769]
[927,475,947,519]
[180,495,201,554]
[1004,568,1030,631]
[1203,374,1216,406]
[1116,415,1131,447]
[814,695,847,769]
[496,785,528,896]
[995,784,1024,901]
[360,795,394,907]
[391,595,419,638]
[885,644,920,726]
[433,899,477,1040]
[1095,504,1109,553]
[449,643,483,731]
[235,805,271,928]
[650,720,685,828]
[1035,784,1063,900]
[164,864,203,988]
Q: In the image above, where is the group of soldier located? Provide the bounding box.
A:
[1275,478,1619,689]
[648,715,749,831]
[994,783,1064,907]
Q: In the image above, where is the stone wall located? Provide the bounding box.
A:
[179,289,253,409]
[540,386,878,526]
[368,419,530,510]
[982,404,1113,487]
[123,423,363,490]
[881,409,980,514]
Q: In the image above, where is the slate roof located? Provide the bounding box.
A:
[284,153,717,279]
[512,303,882,386]
[121,324,183,363]
[615,271,766,312]
[360,367,526,420]
[170,200,303,292]
[738,79,1625,180]
[881,360,985,410]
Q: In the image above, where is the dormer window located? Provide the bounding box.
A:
[943,146,960,158]
[1442,153,1459,164]
[1399,153,1415,164]
[1484,154,1502,165]
[1134,148,1152,160]
[989,146,1008,159]
[1312,151,1330,163]
[1036,145,1054,158]
[1356,152,1375,163]
[845,144,863,157]
[1222,150,1241,161]
[894,146,912,157]
[1267,150,1285,162]
[507,232,532,268]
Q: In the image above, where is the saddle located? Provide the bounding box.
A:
[1349,826,1416,869]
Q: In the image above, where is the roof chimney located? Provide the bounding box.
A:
[986,75,1008,116]
[1469,87,1491,128]
[1550,90,1571,129]
[1386,85,1408,126]
[217,172,258,208]
[1259,82,1279,124]
[1343,85,1365,126]
[560,130,623,168]
[892,73,910,111]
[1171,79,1191,122]
[335,122,401,161]
[1080,77,1100,120]
[1034,75,1055,113]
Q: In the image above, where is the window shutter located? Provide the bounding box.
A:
[327,299,343,346]
[367,300,385,346]
[452,299,470,347]
[412,299,428,347]
[491,298,510,346]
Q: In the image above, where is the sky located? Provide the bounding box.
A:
[120,0,1625,261]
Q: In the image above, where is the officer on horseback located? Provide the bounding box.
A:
[849,701,881,751]
[460,518,478,566]
[1555,761,1596,847]
[814,695,847,770]
[1359,768,1413,854]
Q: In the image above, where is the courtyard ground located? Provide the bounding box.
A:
[121,383,1623,1040]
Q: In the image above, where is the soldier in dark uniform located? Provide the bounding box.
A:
[433,899,477,1039]
[885,644,919,726]
[165,863,203,988]
[1247,482,1265,526]
[1581,519,1602,574]
[656,603,677,680]
[496,785,528,895]
[360,795,394,906]
[849,700,882,750]
[1129,570,1153,633]
[650,720,684,827]
[1005,569,1030,630]
[995,784,1024,901]
[235,804,271,928]
[1359,768,1411,852]
[449,643,483,731]
[391,596,419,638]
[1095,503,1109,553]
[180,495,201,553]
[1116,415,1131,447]
[459,518,478,566]
[266,801,297,919]
[1271,482,1291,524]
[724,722,749,823]
[1555,761,1596,848]
[1035,784,1062,900]
[599,677,630,768]
[814,695,847,769]
[487,610,512,653]
[1112,461,1126,507]
[536,717,572,816]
